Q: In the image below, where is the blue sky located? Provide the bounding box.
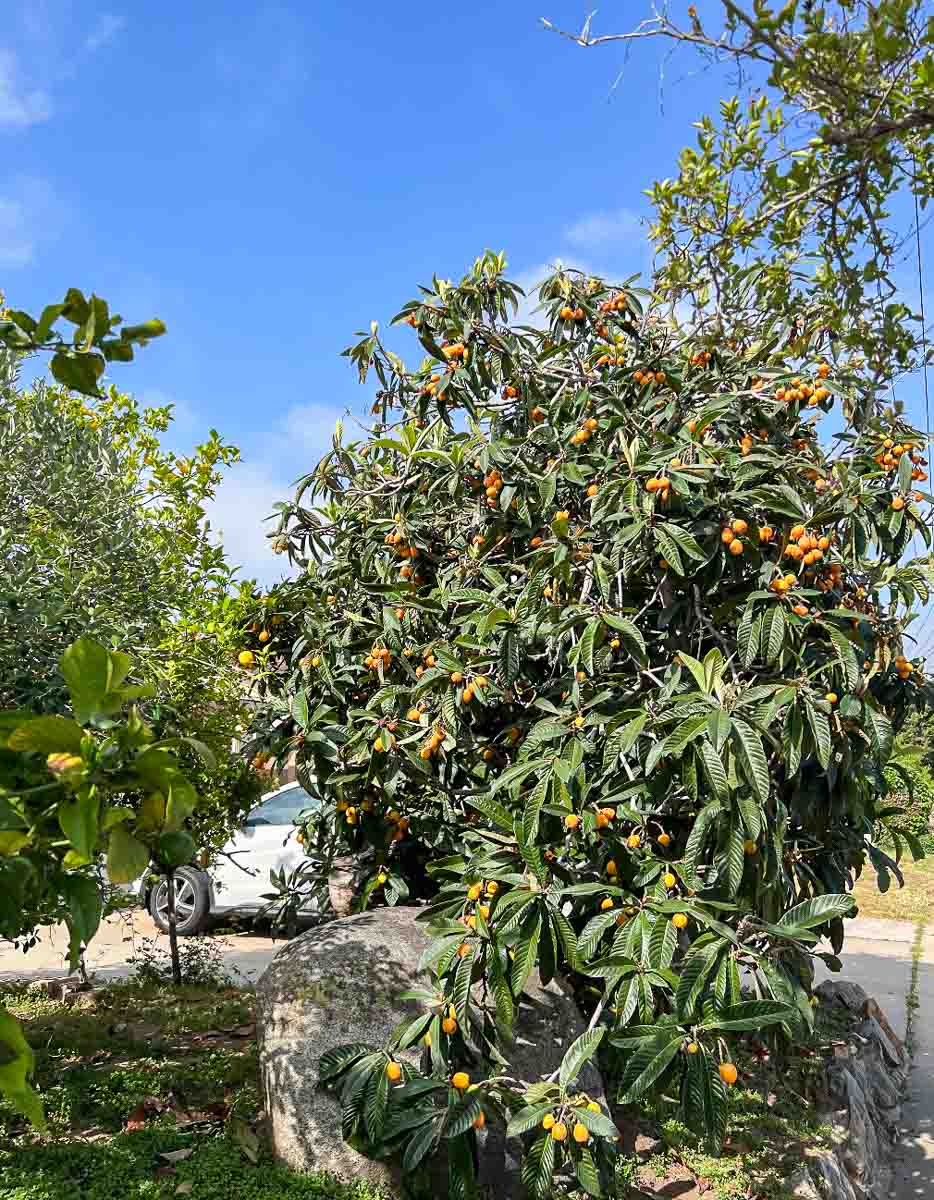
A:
[2,1,932,640]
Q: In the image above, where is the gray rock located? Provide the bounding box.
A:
[810,986,909,1200]
[816,980,869,1013]
[787,1165,822,1199]
[256,907,603,1198]
[27,975,82,1001]
[826,1059,881,1199]
[855,1013,904,1071]
[810,1150,857,1200]
[860,998,905,1065]
[633,1132,662,1159]
[856,1038,902,1114]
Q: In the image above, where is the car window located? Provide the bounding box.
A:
[246,786,318,826]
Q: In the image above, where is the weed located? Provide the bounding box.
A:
[128,935,238,989]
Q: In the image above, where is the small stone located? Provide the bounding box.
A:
[787,1166,821,1199]
[858,1005,905,1067]
[634,1132,662,1159]
[809,1151,857,1200]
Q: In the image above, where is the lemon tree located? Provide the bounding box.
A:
[0,359,259,886]
[0,637,209,1123]
[0,287,166,397]
[252,253,931,1196]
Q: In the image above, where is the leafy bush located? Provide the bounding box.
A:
[0,638,209,1121]
[879,765,934,853]
[248,254,931,1197]
[0,357,237,715]
[128,934,238,989]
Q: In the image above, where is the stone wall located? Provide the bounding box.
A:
[789,980,908,1200]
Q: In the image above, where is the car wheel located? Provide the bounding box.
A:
[148,867,211,935]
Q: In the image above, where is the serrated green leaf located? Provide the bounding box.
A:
[778,894,855,930]
[730,718,769,806]
[521,1132,556,1200]
[511,912,542,996]
[575,1146,602,1196]
[738,604,758,667]
[804,698,831,769]
[700,999,794,1031]
[618,1035,682,1104]
[763,605,786,664]
[559,1027,605,1092]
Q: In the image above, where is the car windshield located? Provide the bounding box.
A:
[246,786,319,826]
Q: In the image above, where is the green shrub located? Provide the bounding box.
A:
[879,764,934,852]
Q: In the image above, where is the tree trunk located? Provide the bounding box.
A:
[164,868,182,986]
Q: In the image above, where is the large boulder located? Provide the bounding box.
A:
[256,907,603,1196]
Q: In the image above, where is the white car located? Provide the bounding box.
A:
[142,782,320,935]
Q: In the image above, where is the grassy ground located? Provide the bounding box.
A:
[851,851,934,923]
[0,973,847,1200]
[613,1089,836,1200]
[0,981,387,1200]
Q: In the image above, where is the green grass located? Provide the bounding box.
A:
[0,976,854,1200]
[0,1132,393,1200]
[0,981,389,1200]
[852,852,934,922]
[627,1090,836,1200]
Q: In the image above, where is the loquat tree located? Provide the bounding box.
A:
[250,252,932,1197]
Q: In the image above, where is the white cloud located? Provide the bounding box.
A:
[564,208,645,249]
[0,50,51,128]
[0,195,34,266]
[84,13,126,54]
[280,402,349,457]
[205,459,296,586]
[0,176,55,268]
[200,398,357,585]
[511,257,601,327]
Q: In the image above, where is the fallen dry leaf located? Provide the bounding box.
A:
[124,1096,164,1131]
[176,1185,193,1196]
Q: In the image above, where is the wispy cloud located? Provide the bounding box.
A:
[205,459,295,585]
[0,176,56,268]
[0,50,51,128]
[564,208,646,250]
[84,13,125,54]
[198,397,355,584]
[207,5,309,140]
[280,401,354,456]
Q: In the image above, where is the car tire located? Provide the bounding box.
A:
[148,866,212,935]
